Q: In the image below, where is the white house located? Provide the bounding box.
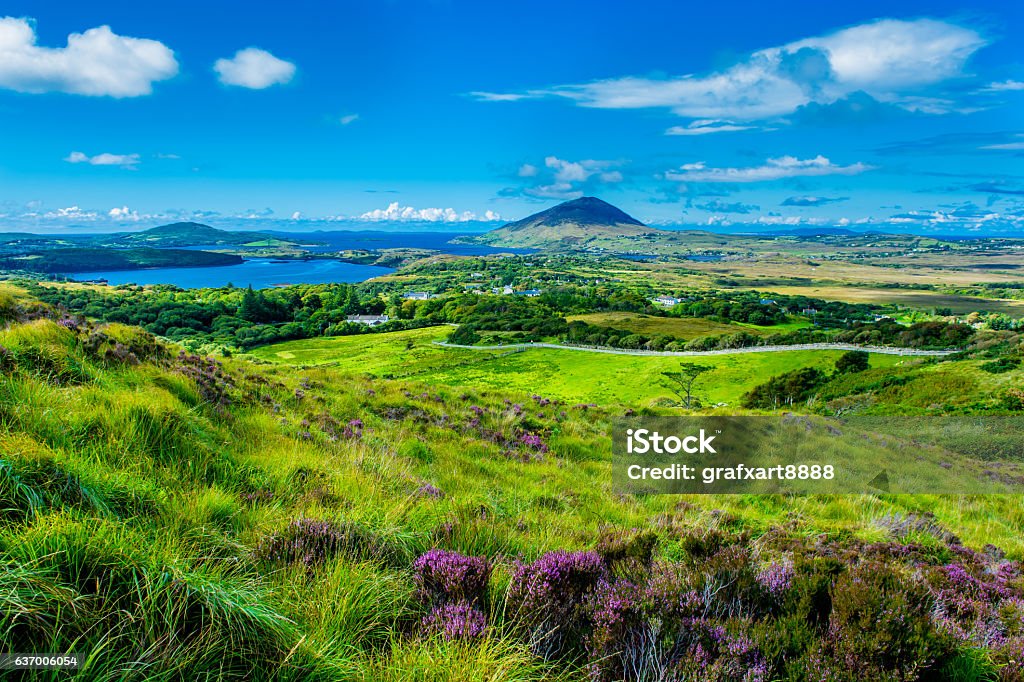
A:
[403,292,432,300]
[346,314,390,327]
[653,296,682,306]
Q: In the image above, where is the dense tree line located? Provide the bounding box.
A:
[21,276,974,356]
[23,282,397,351]
[742,351,872,408]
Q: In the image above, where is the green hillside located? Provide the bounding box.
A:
[101,222,290,248]
[1,287,1023,680]
[0,247,243,273]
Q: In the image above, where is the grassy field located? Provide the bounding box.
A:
[249,326,907,407]
[742,285,1024,316]
[566,311,811,338]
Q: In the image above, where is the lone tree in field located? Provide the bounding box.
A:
[661,362,712,408]
[835,350,870,374]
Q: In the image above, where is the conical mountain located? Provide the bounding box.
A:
[473,197,659,249]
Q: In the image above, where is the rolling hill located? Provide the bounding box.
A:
[0,247,243,273]
[99,222,294,248]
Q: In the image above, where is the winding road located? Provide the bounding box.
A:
[434,341,958,357]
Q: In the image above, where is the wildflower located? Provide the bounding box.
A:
[422,601,487,641]
[413,549,491,606]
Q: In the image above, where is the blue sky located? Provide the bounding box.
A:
[0,0,1022,234]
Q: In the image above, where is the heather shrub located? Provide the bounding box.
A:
[421,600,488,642]
[255,517,395,567]
[668,624,770,682]
[595,528,659,569]
[810,562,950,680]
[784,556,844,629]
[507,550,606,659]
[413,549,491,608]
[690,545,766,619]
[173,350,234,411]
[82,324,165,366]
[583,579,649,681]
[676,527,735,560]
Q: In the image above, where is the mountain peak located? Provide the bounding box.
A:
[468,197,656,249]
[501,197,646,233]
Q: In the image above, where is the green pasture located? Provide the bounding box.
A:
[249,326,906,408]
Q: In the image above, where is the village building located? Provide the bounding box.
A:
[346,314,390,327]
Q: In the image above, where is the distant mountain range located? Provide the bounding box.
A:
[0,247,242,274]
[0,223,284,274]
[0,222,304,251]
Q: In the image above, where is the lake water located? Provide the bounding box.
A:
[65,258,395,289]
[61,230,532,289]
[271,230,535,256]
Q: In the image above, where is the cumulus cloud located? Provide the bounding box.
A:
[108,206,141,220]
[782,195,850,206]
[665,155,873,183]
[0,17,178,97]
[471,18,987,121]
[43,206,99,220]
[882,204,1023,231]
[358,202,501,223]
[504,156,625,200]
[65,151,141,169]
[214,47,295,89]
[665,119,757,135]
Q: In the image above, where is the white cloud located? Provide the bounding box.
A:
[474,18,986,121]
[359,202,502,223]
[339,113,359,125]
[507,156,625,200]
[65,151,141,169]
[0,17,177,97]
[980,80,1024,92]
[665,155,874,183]
[214,48,295,89]
[43,206,98,220]
[665,119,756,135]
[468,91,534,102]
[290,211,302,220]
[108,206,141,220]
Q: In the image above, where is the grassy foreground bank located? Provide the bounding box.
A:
[1,295,1023,680]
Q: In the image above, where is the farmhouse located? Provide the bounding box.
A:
[346,314,390,327]
[653,296,682,306]
[403,291,432,300]
[516,289,543,297]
